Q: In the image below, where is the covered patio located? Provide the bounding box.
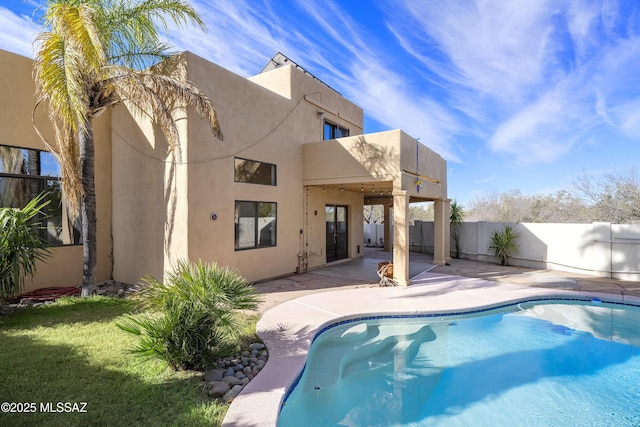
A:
[302,129,449,286]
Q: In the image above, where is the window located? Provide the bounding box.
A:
[234,158,276,186]
[324,121,349,140]
[234,201,277,250]
[0,144,81,245]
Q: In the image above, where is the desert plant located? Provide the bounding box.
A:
[488,225,519,266]
[117,259,261,370]
[450,199,465,258]
[0,193,52,301]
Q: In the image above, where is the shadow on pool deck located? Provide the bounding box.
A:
[254,248,640,313]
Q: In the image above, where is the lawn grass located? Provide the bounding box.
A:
[0,296,256,426]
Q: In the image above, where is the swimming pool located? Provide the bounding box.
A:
[278,299,640,426]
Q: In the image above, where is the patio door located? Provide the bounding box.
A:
[326,205,348,262]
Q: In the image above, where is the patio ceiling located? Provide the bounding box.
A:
[307,182,436,205]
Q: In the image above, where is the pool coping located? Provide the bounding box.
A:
[221,270,640,427]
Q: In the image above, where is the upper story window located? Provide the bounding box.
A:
[324,121,349,140]
[0,144,81,246]
[234,157,277,186]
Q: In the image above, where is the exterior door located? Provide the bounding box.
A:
[326,205,348,262]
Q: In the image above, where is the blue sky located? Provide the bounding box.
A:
[3,0,640,205]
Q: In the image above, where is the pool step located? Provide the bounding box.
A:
[300,322,439,392]
[339,324,437,380]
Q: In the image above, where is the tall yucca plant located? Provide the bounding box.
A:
[0,194,52,301]
[450,199,465,259]
[117,259,261,370]
[33,0,223,296]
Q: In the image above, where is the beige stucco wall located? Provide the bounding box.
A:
[303,186,365,270]
[0,49,112,292]
[112,52,365,284]
[302,129,449,276]
[302,129,447,201]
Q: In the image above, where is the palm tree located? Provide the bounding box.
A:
[450,199,464,258]
[32,0,223,296]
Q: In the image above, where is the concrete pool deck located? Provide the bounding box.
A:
[223,252,640,426]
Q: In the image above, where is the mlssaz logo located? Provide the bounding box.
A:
[40,402,88,413]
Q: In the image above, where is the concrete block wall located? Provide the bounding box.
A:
[406,220,640,281]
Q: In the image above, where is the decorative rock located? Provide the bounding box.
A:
[207,381,230,398]
[204,369,225,382]
[222,385,243,402]
[202,343,269,401]
[222,376,243,386]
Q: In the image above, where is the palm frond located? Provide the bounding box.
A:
[34,31,88,130]
[113,67,223,147]
[0,193,52,300]
[104,0,203,70]
[120,259,260,369]
[33,0,219,219]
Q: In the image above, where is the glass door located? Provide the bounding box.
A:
[326,205,348,262]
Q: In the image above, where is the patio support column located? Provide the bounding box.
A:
[383,203,391,252]
[392,190,410,286]
[433,198,450,265]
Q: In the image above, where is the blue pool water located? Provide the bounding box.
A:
[278,299,640,426]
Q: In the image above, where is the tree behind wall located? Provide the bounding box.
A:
[32,0,223,295]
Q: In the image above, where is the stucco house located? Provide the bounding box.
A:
[0,48,449,291]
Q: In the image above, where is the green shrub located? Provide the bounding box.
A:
[0,193,52,301]
[488,225,519,266]
[117,259,262,370]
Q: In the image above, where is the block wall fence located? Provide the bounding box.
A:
[366,221,640,281]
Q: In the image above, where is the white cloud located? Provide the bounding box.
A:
[0,7,40,58]
[349,63,461,162]
[389,0,559,103]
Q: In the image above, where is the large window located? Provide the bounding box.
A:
[324,121,349,140]
[234,201,277,250]
[0,144,81,245]
[234,157,276,186]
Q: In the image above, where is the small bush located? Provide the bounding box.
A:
[117,259,262,370]
[0,193,51,301]
[488,225,519,266]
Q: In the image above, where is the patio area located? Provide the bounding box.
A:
[253,247,640,314]
[226,258,640,426]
